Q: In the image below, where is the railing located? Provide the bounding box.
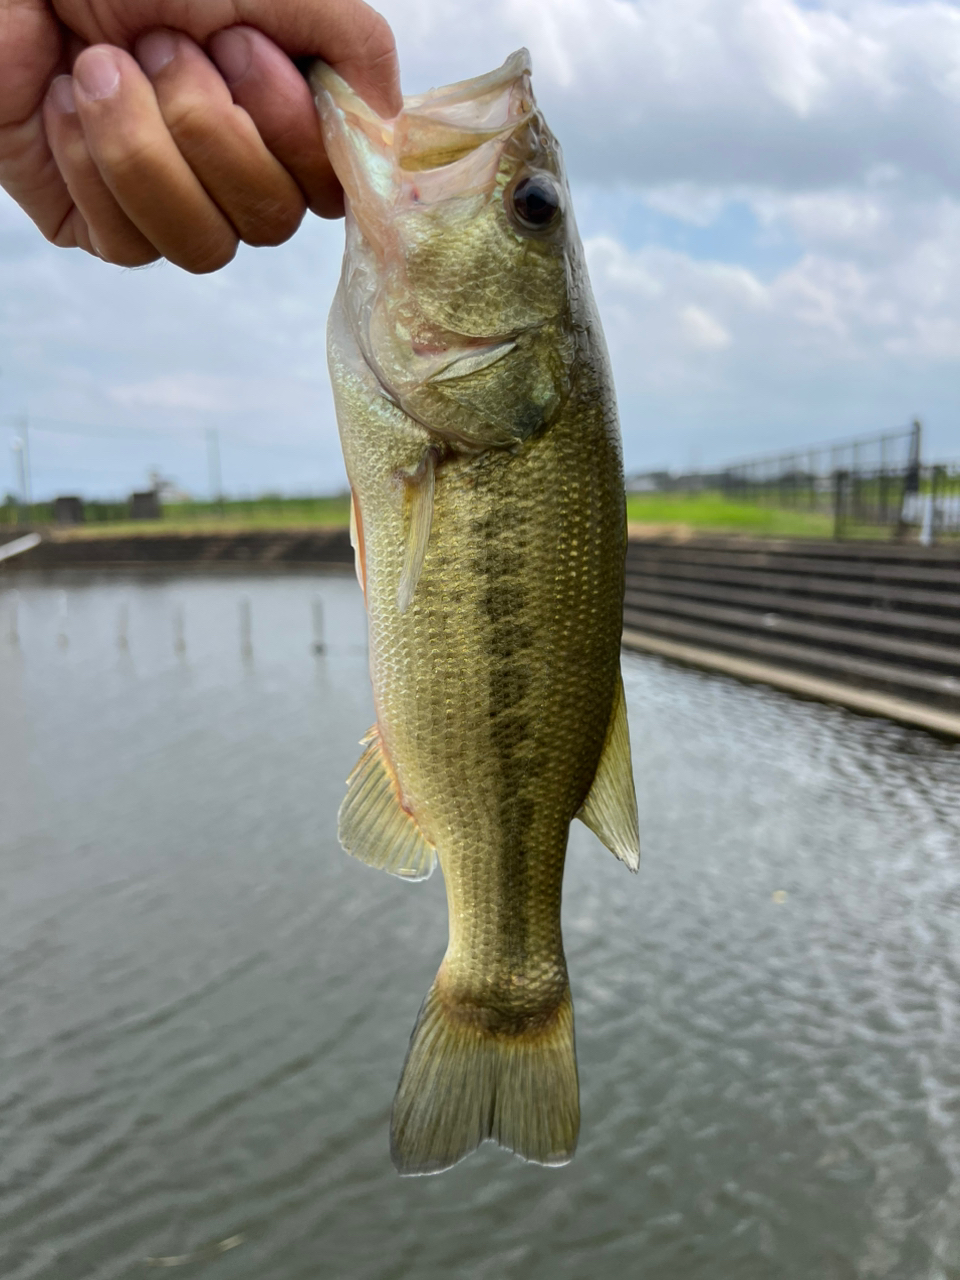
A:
[628,422,960,542]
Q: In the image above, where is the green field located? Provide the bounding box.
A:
[3,495,352,536]
[625,492,835,537]
[1,489,934,542]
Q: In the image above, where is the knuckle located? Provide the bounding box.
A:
[355,11,398,68]
[46,206,86,250]
[178,234,237,275]
[160,92,217,151]
[94,129,165,184]
[99,242,161,268]
[240,197,304,247]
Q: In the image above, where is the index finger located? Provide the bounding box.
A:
[54,0,402,116]
[0,0,72,240]
[208,25,343,219]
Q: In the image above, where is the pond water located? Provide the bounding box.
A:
[1,572,959,1280]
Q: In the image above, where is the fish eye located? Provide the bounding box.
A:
[509,174,562,231]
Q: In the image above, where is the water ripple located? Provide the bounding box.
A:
[1,577,959,1279]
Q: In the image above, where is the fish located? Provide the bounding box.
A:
[312,48,639,1176]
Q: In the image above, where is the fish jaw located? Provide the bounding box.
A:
[311,49,534,242]
[312,52,568,437]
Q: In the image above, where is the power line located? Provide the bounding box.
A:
[1,414,191,441]
[1,413,327,454]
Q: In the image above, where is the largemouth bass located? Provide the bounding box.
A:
[313,49,639,1176]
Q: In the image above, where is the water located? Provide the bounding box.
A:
[1,573,959,1280]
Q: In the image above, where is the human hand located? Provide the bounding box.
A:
[0,0,400,272]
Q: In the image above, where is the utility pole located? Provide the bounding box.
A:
[206,428,223,515]
[18,413,31,512]
[10,439,26,524]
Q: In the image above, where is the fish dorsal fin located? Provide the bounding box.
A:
[576,673,640,871]
[397,449,436,613]
[338,726,436,880]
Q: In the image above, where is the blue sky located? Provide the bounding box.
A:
[2,0,960,500]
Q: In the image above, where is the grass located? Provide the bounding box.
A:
[5,490,940,542]
[17,495,353,538]
[625,491,835,538]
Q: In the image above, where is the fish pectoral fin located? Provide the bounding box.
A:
[397,448,436,614]
[576,672,641,872]
[338,725,436,881]
[349,488,367,600]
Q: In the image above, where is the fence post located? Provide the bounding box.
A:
[895,418,922,541]
[833,470,847,540]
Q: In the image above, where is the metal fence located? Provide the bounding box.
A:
[625,421,959,542]
[721,421,960,540]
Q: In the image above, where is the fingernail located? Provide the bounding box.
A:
[47,75,77,115]
[74,47,121,102]
[137,30,177,78]
[209,28,252,86]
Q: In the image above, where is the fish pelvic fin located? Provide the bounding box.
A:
[390,978,579,1176]
[338,726,436,880]
[576,672,641,871]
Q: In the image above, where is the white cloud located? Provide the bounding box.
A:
[108,373,319,415]
[2,0,960,492]
[384,0,960,192]
[682,304,734,350]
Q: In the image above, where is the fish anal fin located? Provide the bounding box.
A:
[397,449,436,613]
[338,726,436,880]
[391,980,579,1176]
[577,672,640,871]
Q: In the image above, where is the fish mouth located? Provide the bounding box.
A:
[312,50,535,224]
[392,49,533,172]
[314,53,539,419]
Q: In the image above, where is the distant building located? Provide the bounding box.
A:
[147,470,191,503]
[625,470,673,493]
[625,470,718,493]
[129,490,161,520]
[53,496,85,525]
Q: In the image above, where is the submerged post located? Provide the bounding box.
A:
[239,597,253,658]
[6,590,18,645]
[312,597,325,654]
[173,606,186,655]
[57,590,68,648]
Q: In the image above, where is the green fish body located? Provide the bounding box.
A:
[314,50,639,1175]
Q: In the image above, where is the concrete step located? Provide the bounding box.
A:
[624,572,960,641]
[622,607,960,706]
[626,558,960,615]
[626,534,960,564]
[624,589,960,671]
[626,545,960,590]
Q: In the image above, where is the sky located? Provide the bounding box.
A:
[2,0,960,500]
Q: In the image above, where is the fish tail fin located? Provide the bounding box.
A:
[390,977,579,1176]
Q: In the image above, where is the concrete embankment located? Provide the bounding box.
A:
[0,528,354,572]
[4,526,959,735]
[622,535,960,736]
